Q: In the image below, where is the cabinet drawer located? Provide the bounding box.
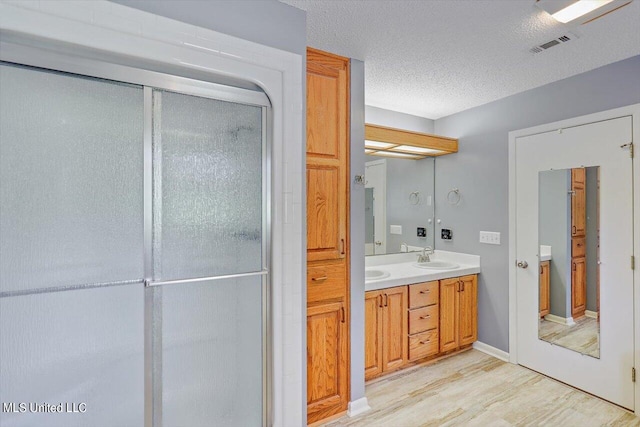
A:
[572,237,586,258]
[408,305,438,334]
[409,281,438,309]
[408,329,439,361]
[307,263,346,303]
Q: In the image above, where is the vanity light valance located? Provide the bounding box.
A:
[365,124,458,159]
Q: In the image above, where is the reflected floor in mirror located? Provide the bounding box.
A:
[539,317,599,358]
[322,350,637,426]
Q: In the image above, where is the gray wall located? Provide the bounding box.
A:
[109,0,306,56]
[350,59,366,403]
[367,157,435,252]
[539,170,572,318]
[366,105,435,133]
[434,55,640,352]
[586,167,598,313]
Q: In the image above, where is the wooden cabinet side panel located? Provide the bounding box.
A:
[572,257,587,318]
[364,291,383,381]
[458,275,478,346]
[539,261,550,318]
[382,286,408,371]
[571,168,586,237]
[439,278,459,353]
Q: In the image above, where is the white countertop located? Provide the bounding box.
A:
[540,245,552,262]
[365,250,481,292]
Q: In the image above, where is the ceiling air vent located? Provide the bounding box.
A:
[530,34,576,54]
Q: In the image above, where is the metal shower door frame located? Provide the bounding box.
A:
[0,40,273,427]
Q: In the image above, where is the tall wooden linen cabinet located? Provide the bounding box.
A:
[306,48,350,424]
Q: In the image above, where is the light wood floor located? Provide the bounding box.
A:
[539,316,599,358]
[324,350,638,426]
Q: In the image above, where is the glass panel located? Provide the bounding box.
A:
[161,276,263,426]
[0,285,144,427]
[152,90,263,281]
[0,64,144,293]
[538,167,600,358]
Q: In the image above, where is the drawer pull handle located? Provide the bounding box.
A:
[311,276,328,282]
[420,315,431,319]
[420,340,431,344]
[419,290,430,294]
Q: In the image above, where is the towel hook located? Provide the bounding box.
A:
[447,188,461,205]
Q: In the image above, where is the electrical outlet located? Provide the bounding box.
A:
[479,231,501,245]
[390,225,402,235]
[441,229,452,240]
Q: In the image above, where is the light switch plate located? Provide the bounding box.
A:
[480,231,501,245]
[390,225,402,235]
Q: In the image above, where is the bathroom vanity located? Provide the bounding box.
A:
[364,251,480,380]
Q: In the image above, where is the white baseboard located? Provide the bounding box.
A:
[585,310,597,319]
[543,314,575,326]
[347,397,371,418]
[472,341,510,362]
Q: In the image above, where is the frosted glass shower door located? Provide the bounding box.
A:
[149,89,267,426]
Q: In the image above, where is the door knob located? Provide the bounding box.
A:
[516,260,529,269]
[375,241,382,246]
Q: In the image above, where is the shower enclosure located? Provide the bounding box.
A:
[0,45,271,427]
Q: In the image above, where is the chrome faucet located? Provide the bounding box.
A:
[417,246,434,263]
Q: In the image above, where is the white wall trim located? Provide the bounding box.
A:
[508,103,640,415]
[472,341,510,362]
[347,397,371,418]
[584,310,597,319]
[0,2,304,425]
[543,314,575,326]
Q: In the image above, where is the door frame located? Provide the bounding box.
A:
[508,103,640,414]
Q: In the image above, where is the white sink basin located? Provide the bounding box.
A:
[365,269,390,281]
[413,261,460,270]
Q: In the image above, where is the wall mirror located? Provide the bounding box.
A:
[365,157,435,255]
[538,166,600,358]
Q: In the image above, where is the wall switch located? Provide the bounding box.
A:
[441,229,452,240]
[417,227,426,237]
[390,225,402,235]
[479,231,501,245]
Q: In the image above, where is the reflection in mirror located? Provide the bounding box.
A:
[364,157,434,256]
[538,167,599,358]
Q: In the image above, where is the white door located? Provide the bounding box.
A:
[515,116,634,410]
[365,160,387,255]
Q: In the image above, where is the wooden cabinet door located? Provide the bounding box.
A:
[572,257,587,318]
[381,286,408,372]
[307,301,347,423]
[439,277,459,353]
[458,275,477,347]
[364,291,383,381]
[306,48,348,262]
[571,168,586,237]
[307,165,343,261]
[539,261,550,318]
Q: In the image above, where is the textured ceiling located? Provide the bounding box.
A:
[281,0,640,119]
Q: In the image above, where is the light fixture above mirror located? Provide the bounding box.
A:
[365,124,458,159]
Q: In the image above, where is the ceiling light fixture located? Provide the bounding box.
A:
[364,124,458,160]
[536,0,633,24]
